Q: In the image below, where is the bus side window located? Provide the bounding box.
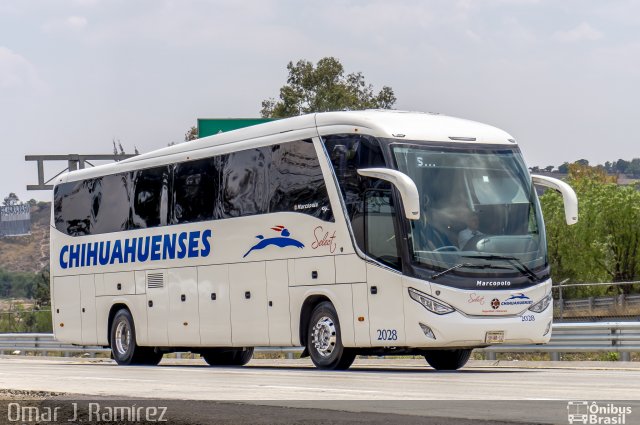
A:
[131,166,170,229]
[269,140,334,222]
[173,158,217,224]
[90,173,131,234]
[364,189,401,269]
[323,134,401,269]
[54,180,92,236]
[214,148,271,219]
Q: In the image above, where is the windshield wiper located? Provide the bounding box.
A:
[462,254,540,282]
[430,262,510,280]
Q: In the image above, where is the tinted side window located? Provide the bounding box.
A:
[323,135,387,244]
[173,158,216,224]
[323,134,400,268]
[365,189,401,269]
[270,140,333,221]
[214,148,271,219]
[90,173,131,234]
[54,181,92,236]
[131,166,170,229]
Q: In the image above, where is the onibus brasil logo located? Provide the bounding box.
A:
[243,225,304,258]
[567,401,632,424]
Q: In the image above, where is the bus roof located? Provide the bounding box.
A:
[58,110,516,184]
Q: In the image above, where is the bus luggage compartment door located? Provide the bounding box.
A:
[145,270,169,346]
[229,262,269,346]
[168,267,201,346]
[52,276,82,344]
[198,264,232,346]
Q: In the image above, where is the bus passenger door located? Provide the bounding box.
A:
[145,270,169,346]
[363,189,406,346]
[366,264,405,346]
[229,262,269,346]
[168,267,201,346]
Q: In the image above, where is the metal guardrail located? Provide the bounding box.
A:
[478,322,639,361]
[561,294,640,310]
[0,333,110,355]
[0,322,638,361]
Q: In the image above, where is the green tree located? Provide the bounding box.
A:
[34,267,50,308]
[185,126,198,142]
[261,57,396,118]
[541,163,640,296]
[558,162,570,174]
[614,159,629,174]
[3,193,19,206]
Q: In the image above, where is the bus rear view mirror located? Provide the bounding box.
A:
[531,174,578,225]
[357,168,420,220]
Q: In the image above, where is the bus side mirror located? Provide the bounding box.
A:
[531,174,578,225]
[357,168,420,220]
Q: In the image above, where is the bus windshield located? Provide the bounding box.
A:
[392,143,547,280]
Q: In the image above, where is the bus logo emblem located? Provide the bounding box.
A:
[243,225,305,258]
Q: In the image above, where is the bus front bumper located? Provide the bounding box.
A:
[403,300,553,348]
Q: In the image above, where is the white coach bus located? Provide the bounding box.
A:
[50,110,578,370]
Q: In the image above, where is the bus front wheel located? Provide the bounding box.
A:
[202,348,254,366]
[307,301,355,370]
[110,308,162,366]
[423,349,472,371]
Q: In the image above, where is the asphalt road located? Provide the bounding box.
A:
[1,356,640,424]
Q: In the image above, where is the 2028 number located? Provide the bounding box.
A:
[376,329,398,341]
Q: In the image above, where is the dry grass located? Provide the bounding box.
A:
[0,203,50,273]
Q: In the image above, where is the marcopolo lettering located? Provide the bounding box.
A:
[59,230,212,269]
[476,280,512,287]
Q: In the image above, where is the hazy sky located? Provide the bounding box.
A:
[1,0,639,201]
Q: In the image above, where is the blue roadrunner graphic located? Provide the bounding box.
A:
[243,225,305,258]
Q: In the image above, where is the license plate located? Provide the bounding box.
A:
[485,331,505,344]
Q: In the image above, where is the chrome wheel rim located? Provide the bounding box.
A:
[312,316,336,358]
[114,320,131,356]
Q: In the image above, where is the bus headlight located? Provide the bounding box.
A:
[408,287,455,315]
[529,293,553,313]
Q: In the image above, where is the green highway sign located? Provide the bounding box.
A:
[197,118,274,138]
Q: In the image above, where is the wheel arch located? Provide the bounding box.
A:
[107,303,131,347]
[299,295,332,348]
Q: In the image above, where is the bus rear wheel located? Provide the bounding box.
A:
[202,348,254,366]
[423,349,472,371]
[110,309,162,366]
[307,301,355,370]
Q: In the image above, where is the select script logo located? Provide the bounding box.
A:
[243,225,304,258]
[311,226,337,253]
[467,293,485,305]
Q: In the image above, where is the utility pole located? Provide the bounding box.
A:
[24,154,137,191]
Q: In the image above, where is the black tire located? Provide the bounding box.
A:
[424,349,472,370]
[307,301,355,370]
[137,348,163,366]
[202,348,254,366]
[110,309,162,366]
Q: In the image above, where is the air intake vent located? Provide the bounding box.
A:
[147,273,164,289]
